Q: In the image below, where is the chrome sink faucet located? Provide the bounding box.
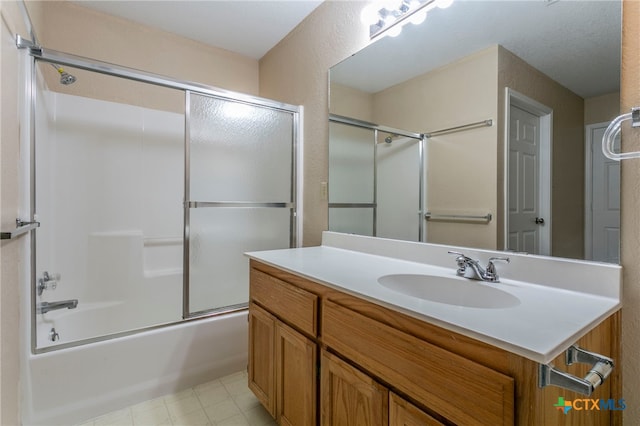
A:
[448,251,510,283]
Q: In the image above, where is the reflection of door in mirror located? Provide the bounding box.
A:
[506,90,552,256]
[585,123,620,263]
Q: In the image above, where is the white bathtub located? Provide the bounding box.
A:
[22,311,248,425]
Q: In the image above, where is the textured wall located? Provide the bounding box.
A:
[0,2,27,424]
[621,1,640,422]
[28,1,259,96]
[259,1,370,246]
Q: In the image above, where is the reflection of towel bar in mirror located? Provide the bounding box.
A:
[425,212,492,223]
[425,119,493,138]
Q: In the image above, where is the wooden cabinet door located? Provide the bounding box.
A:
[321,350,388,426]
[248,303,276,417]
[389,393,444,426]
[276,321,317,426]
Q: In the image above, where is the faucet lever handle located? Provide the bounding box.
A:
[485,257,510,282]
[448,251,470,275]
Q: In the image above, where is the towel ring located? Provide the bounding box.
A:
[602,107,640,161]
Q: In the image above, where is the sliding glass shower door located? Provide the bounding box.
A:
[29,51,299,351]
[185,92,296,316]
[328,117,423,242]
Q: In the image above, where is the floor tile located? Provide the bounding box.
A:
[80,371,275,426]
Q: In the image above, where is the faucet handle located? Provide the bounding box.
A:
[485,257,510,282]
[448,251,469,275]
[447,251,469,260]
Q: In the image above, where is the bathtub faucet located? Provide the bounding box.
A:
[37,299,78,314]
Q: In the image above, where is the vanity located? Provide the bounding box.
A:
[246,232,621,425]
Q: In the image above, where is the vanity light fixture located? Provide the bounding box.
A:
[361,0,454,39]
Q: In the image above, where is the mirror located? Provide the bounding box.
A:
[329,0,621,263]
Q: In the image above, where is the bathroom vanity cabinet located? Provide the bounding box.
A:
[248,259,620,426]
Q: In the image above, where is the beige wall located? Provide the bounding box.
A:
[585,91,621,125]
[498,46,585,259]
[28,1,259,96]
[259,1,370,246]
[329,82,373,122]
[621,1,640,422]
[1,2,27,424]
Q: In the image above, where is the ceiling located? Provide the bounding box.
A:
[71,0,324,60]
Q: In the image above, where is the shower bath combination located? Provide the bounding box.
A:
[18,40,301,425]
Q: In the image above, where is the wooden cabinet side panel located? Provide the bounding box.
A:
[389,393,445,426]
[251,267,318,336]
[248,303,276,417]
[321,350,389,426]
[276,322,317,426]
[323,300,514,426]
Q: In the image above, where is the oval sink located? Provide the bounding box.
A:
[377,274,520,309]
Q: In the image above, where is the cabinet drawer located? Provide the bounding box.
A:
[250,268,318,336]
[322,300,514,426]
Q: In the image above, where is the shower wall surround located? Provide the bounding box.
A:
[35,86,185,348]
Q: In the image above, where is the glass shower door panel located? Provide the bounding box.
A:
[187,92,296,315]
[328,208,374,236]
[189,94,293,202]
[328,122,374,204]
[377,136,421,241]
[188,208,291,313]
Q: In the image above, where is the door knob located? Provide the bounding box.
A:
[535,217,545,225]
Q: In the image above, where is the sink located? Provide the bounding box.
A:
[377,274,520,309]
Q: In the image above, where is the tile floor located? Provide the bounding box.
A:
[78,371,277,426]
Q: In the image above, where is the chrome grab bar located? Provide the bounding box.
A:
[1,218,40,240]
[602,107,640,161]
[425,212,492,223]
[539,345,614,396]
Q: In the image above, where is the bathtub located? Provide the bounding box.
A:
[22,310,248,426]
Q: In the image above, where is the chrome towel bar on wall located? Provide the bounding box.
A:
[602,107,640,160]
[1,218,40,240]
[539,345,614,397]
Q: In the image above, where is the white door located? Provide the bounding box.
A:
[508,105,543,253]
[586,124,620,263]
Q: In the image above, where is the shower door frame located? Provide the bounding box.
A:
[23,44,302,353]
[328,114,426,241]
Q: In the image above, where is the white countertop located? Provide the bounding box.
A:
[246,232,621,364]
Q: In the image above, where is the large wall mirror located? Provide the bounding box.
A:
[328,0,621,263]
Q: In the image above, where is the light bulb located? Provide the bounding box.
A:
[387,25,402,37]
[436,0,454,9]
[360,3,380,25]
[409,10,427,25]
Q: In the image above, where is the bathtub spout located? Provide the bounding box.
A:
[37,299,78,314]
